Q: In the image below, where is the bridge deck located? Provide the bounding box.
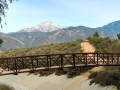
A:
[0,52,120,75]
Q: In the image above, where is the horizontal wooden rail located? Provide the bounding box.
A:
[0,52,120,75]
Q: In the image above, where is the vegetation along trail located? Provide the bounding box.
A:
[63,41,108,90]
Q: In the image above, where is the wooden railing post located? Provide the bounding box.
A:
[103,53,104,64]
[117,53,119,64]
[112,53,113,64]
[22,58,25,69]
[36,57,39,68]
[107,53,109,65]
[85,54,87,65]
[72,54,75,67]
[97,53,98,65]
[47,55,49,69]
[49,55,51,68]
[61,54,63,68]
[7,59,9,71]
[31,57,34,73]
[14,58,18,75]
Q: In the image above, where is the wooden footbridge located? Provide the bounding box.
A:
[0,52,120,75]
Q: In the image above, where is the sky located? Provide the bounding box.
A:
[1,0,120,33]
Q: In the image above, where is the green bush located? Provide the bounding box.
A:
[55,69,67,76]
[89,71,98,79]
[67,67,94,78]
[0,83,14,90]
[39,70,54,76]
[39,67,93,78]
[89,69,120,89]
[67,69,76,78]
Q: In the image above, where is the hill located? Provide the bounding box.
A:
[0,32,25,50]
[1,39,82,57]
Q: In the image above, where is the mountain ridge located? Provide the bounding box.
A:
[1,20,120,50]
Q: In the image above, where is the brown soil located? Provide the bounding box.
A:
[81,41,95,52]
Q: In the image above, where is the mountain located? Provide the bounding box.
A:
[101,20,120,33]
[18,21,66,32]
[8,26,115,47]
[0,32,25,50]
[1,20,120,50]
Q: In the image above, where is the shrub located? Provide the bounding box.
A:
[39,70,54,76]
[0,83,14,90]
[55,69,67,76]
[89,71,98,79]
[67,69,76,78]
[67,67,94,78]
[89,69,120,90]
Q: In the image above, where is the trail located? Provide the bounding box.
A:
[63,41,103,90]
[81,41,95,52]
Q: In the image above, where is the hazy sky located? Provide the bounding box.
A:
[1,0,120,33]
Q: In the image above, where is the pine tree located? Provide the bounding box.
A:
[93,31,100,37]
[117,33,120,40]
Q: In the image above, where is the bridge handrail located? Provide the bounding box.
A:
[0,52,120,59]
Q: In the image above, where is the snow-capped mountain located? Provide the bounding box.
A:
[18,21,66,32]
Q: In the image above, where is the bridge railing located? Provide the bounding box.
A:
[0,53,120,75]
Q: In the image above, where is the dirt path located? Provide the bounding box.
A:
[63,41,103,90]
[81,41,95,52]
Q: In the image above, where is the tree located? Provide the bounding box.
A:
[117,33,120,40]
[93,31,100,37]
[0,0,17,27]
[0,38,3,47]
